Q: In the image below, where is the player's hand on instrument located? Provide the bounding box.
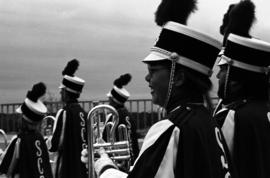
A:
[94,147,118,176]
[80,140,106,165]
[0,174,8,178]
[96,137,106,144]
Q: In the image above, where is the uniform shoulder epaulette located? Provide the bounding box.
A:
[169,105,194,127]
[227,99,247,110]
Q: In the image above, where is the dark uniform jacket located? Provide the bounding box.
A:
[48,101,88,178]
[99,104,234,178]
[0,130,53,178]
[214,99,270,178]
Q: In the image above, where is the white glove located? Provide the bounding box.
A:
[94,147,118,176]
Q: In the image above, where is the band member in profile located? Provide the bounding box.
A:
[81,0,235,177]
[104,73,140,168]
[214,33,270,178]
[0,82,53,178]
[47,59,88,178]
[213,2,270,177]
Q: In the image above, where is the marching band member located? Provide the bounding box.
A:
[214,2,270,175]
[104,73,140,168]
[47,59,88,178]
[215,34,270,178]
[0,82,53,178]
[81,0,235,177]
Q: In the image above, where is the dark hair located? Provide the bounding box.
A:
[20,117,41,132]
[179,65,213,95]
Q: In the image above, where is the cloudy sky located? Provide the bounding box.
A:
[0,0,269,103]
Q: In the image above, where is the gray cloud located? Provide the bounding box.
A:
[0,0,269,103]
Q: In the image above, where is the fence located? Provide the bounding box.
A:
[0,99,159,135]
[0,98,219,135]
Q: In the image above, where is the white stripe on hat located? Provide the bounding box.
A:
[164,21,221,49]
[149,47,213,76]
[228,34,270,52]
[219,55,270,74]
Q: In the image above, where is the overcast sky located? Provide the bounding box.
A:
[0,0,269,103]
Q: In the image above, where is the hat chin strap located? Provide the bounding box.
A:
[163,53,178,111]
[224,64,231,102]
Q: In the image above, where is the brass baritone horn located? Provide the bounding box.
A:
[41,115,56,139]
[87,104,131,178]
[41,115,57,165]
[0,129,8,149]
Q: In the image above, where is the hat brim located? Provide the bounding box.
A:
[142,51,169,63]
[106,91,112,97]
[217,57,228,66]
[16,106,22,114]
[59,83,65,89]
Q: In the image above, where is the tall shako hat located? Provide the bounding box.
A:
[220,34,270,75]
[107,73,132,105]
[143,0,221,76]
[16,82,47,123]
[60,59,85,94]
[215,1,270,100]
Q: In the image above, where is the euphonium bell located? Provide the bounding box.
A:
[41,115,57,165]
[0,129,8,149]
[87,104,132,178]
[0,129,8,162]
[41,115,56,139]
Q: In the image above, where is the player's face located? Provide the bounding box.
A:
[217,65,244,103]
[145,64,170,107]
[216,65,227,99]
